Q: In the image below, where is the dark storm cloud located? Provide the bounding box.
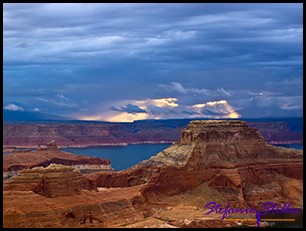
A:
[3,3,303,119]
[111,104,147,114]
[146,105,178,116]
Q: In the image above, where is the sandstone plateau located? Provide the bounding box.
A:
[3,120,303,228]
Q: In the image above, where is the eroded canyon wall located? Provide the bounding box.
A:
[3,119,303,148]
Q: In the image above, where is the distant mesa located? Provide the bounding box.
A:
[3,118,303,148]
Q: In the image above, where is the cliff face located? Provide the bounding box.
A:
[3,120,302,148]
[3,164,146,228]
[91,120,303,209]
[248,122,303,144]
[3,120,303,228]
[3,164,94,197]
[4,184,146,228]
[3,123,181,147]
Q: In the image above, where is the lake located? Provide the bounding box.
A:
[62,143,172,171]
[62,143,303,171]
[274,144,303,150]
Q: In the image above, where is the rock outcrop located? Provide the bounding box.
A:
[36,140,58,150]
[3,141,112,180]
[3,164,95,197]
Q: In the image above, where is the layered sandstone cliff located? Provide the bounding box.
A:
[3,120,302,148]
[3,164,94,197]
[90,120,303,209]
[3,185,147,228]
[3,122,180,147]
[3,120,303,228]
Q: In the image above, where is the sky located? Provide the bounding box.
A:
[3,3,303,122]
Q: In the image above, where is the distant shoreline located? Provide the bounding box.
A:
[3,141,176,149]
[3,140,303,150]
[268,141,304,145]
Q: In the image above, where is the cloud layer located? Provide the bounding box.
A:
[3,103,24,111]
[3,3,303,121]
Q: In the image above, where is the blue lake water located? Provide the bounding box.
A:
[62,143,303,171]
[4,143,303,171]
[274,144,303,150]
[62,143,172,171]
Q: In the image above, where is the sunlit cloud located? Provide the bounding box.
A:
[90,98,241,122]
[78,115,104,121]
[228,112,240,119]
[106,112,149,122]
[148,98,179,108]
[131,98,179,108]
[77,97,180,122]
[192,100,241,119]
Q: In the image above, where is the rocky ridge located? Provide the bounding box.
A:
[3,120,303,148]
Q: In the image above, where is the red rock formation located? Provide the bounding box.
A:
[248,122,303,144]
[3,141,112,180]
[3,123,180,147]
[3,164,95,197]
[3,120,303,228]
[3,120,302,148]
[90,120,303,209]
[3,185,146,228]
